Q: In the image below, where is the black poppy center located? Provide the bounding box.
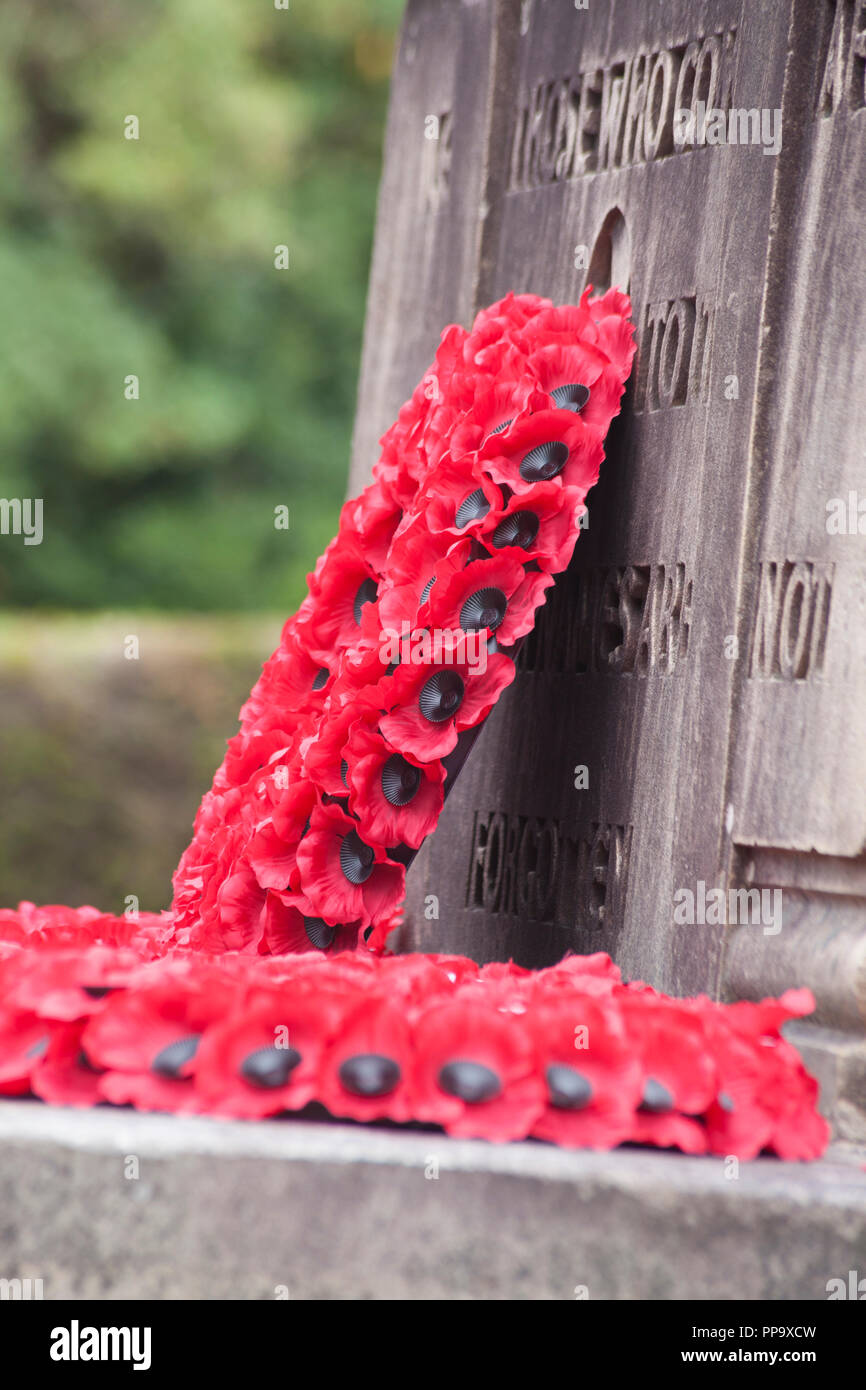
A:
[339,830,375,884]
[339,1053,401,1098]
[381,754,422,807]
[492,510,540,550]
[459,586,507,633]
[353,578,378,624]
[419,670,465,723]
[639,1077,674,1114]
[304,915,336,950]
[151,1035,201,1079]
[438,1059,501,1103]
[455,488,490,529]
[551,382,590,413]
[240,1044,302,1089]
[546,1064,593,1110]
[312,666,329,691]
[519,440,569,482]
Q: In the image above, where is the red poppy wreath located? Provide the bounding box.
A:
[0,290,828,1158]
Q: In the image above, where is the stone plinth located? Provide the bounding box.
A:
[0,1102,864,1300]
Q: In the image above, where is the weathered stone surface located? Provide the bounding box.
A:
[351,0,866,1135]
[719,0,866,1107]
[0,1101,864,1300]
[403,0,792,1000]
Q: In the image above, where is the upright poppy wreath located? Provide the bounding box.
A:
[0,291,828,1159]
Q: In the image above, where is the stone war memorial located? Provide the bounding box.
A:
[1,0,866,1307]
[354,0,866,1146]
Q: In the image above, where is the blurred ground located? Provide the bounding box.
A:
[0,613,281,913]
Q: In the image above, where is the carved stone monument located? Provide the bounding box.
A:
[1,1,864,1304]
[350,0,866,1141]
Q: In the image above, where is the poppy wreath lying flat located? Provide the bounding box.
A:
[0,908,827,1156]
[0,290,829,1157]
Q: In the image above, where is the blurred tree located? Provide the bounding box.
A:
[0,0,402,610]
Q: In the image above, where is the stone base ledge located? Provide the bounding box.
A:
[0,1101,864,1300]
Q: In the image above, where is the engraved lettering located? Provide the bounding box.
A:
[508,28,738,189]
[819,0,866,116]
[635,295,714,412]
[749,561,834,680]
[518,562,694,676]
[466,812,633,932]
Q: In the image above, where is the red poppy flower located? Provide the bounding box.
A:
[244,821,300,894]
[699,991,829,1160]
[375,530,476,636]
[463,295,553,371]
[412,460,504,538]
[722,986,816,1039]
[318,995,414,1123]
[619,995,717,1153]
[242,777,315,890]
[84,968,235,1114]
[376,434,429,511]
[338,479,403,573]
[479,480,588,574]
[529,996,642,1149]
[345,722,445,850]
[194,984,349,1118]
[1,901,133,951]
[301,534,381,657]
[376,952,468,1002]
[756,1045,829,1161]
[588,285,632,320]
[478,959,532,983]
[325,635,397,709]
[418,954,481,988]
[217,727,296,793]
[515,298,598,353]
[424,551,554,647]
[214,865,267,953]
[470,291,553,337]
[1,945,144,1021]
[300,705,374,798]
[525,340,626,434]
[446,376,548,459]
[295,800,405,930]
[481,409,604,499]
[260,888,359,956]
[239,634,334,730]
[363,894,407,955]
[375,324,470,485]
[378,650,516,761]
[529,950,622,999]
[31,1020,104,1108]
[409,997,544,1140]
[375,356,449,508]
[0,1005,56,1095]
[587,287,638,378]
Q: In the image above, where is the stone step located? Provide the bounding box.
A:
[1,1100,864,1300]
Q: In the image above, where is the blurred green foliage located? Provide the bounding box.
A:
[0,0,402,610]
